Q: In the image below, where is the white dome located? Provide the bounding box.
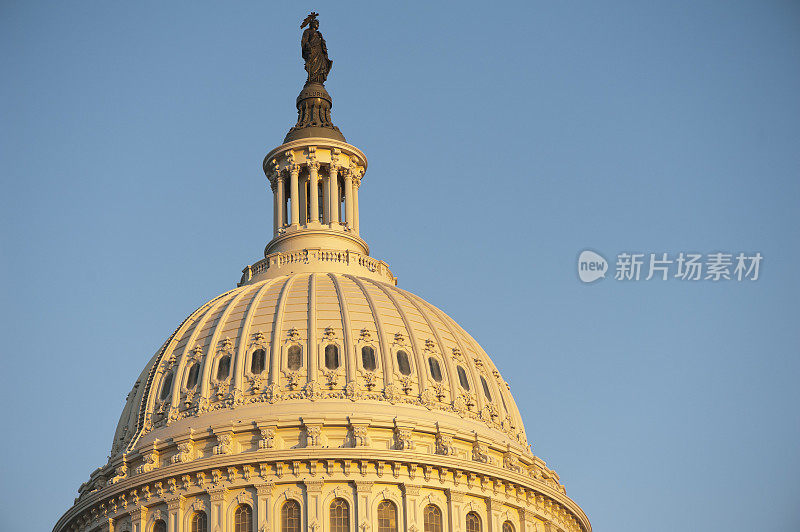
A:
[112,272,528,458]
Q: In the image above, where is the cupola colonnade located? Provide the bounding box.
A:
[266,144,363,237]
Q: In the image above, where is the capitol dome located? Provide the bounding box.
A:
[55,14,590,532]
[111,272,530,461]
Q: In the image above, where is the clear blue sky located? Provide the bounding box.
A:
[1,2,798,531]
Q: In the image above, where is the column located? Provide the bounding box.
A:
[355,481,373,531]
[255,482,274,532]
[344,170,354,230]
[271,176,279,236]
[402,484,421,531]
[130,508,147,532]
[299,173,307,225]
[166,497,184,532]
[290,164,300,226]
[352,178,360,235]
[488,497,505,532]
[329,166,340,225]
[322,168,331,224]
[305,480,324,531]
[209,489,227,532]
[276,173,285,230]
[519,508,534,532]
[309,161,320,224]
[448,490,465,532]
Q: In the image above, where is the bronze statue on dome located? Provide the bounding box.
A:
[300,12,332,85]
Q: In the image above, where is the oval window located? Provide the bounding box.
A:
[480,375,492,402]
[361,345,376,371]
[216,355,231,380]
[324,344,339,370]
[251,348,266,374]
[457,366,470,390]
[396,350,411,375]
[186,363,199,389]
[160,372,173,401]
[428,357,442,382]
[287,345,302,371]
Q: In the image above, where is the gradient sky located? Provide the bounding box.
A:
[1,2,799,531]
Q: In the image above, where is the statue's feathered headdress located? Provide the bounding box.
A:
[301,12,319,29]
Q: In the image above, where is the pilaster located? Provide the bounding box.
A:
[305,479,325,532]
[355,481,374,532]
[255,482,274,532]
[166,497,184,532]
[447,490,466,532]
[129,507,147,532]
[402,484,422,531]
[208,489,227,532]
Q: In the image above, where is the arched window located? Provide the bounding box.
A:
[329,498,349,532]
[281,500,301,532]
[186,363,200,389]
[287,345,302,371]
[428,357,442,382]
[234,504,252,532]
[502,521,515,532]
[216,355,231,380]
[466,512,482,532]
[191,511,208,532]
[251,348,266,374]
[377,500,398,532]
[423,504,442,532]
[396,350,411,375]
[457,365,470,390]
[361,345,376,371]
[325,344,340,370]
[480,375,492,402]
[159,373,173,401]
[153,520,167,532]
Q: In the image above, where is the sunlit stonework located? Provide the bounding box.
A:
[55,14,590,532]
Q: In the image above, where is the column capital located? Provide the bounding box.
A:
[208,488,227,503]
[255,481,275,496]
[354,480,374,494]
[268,170,280,192]
[305,480,325,494]
[446,489,467,503]
[165,496,184,511]
[401,484,422,497]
